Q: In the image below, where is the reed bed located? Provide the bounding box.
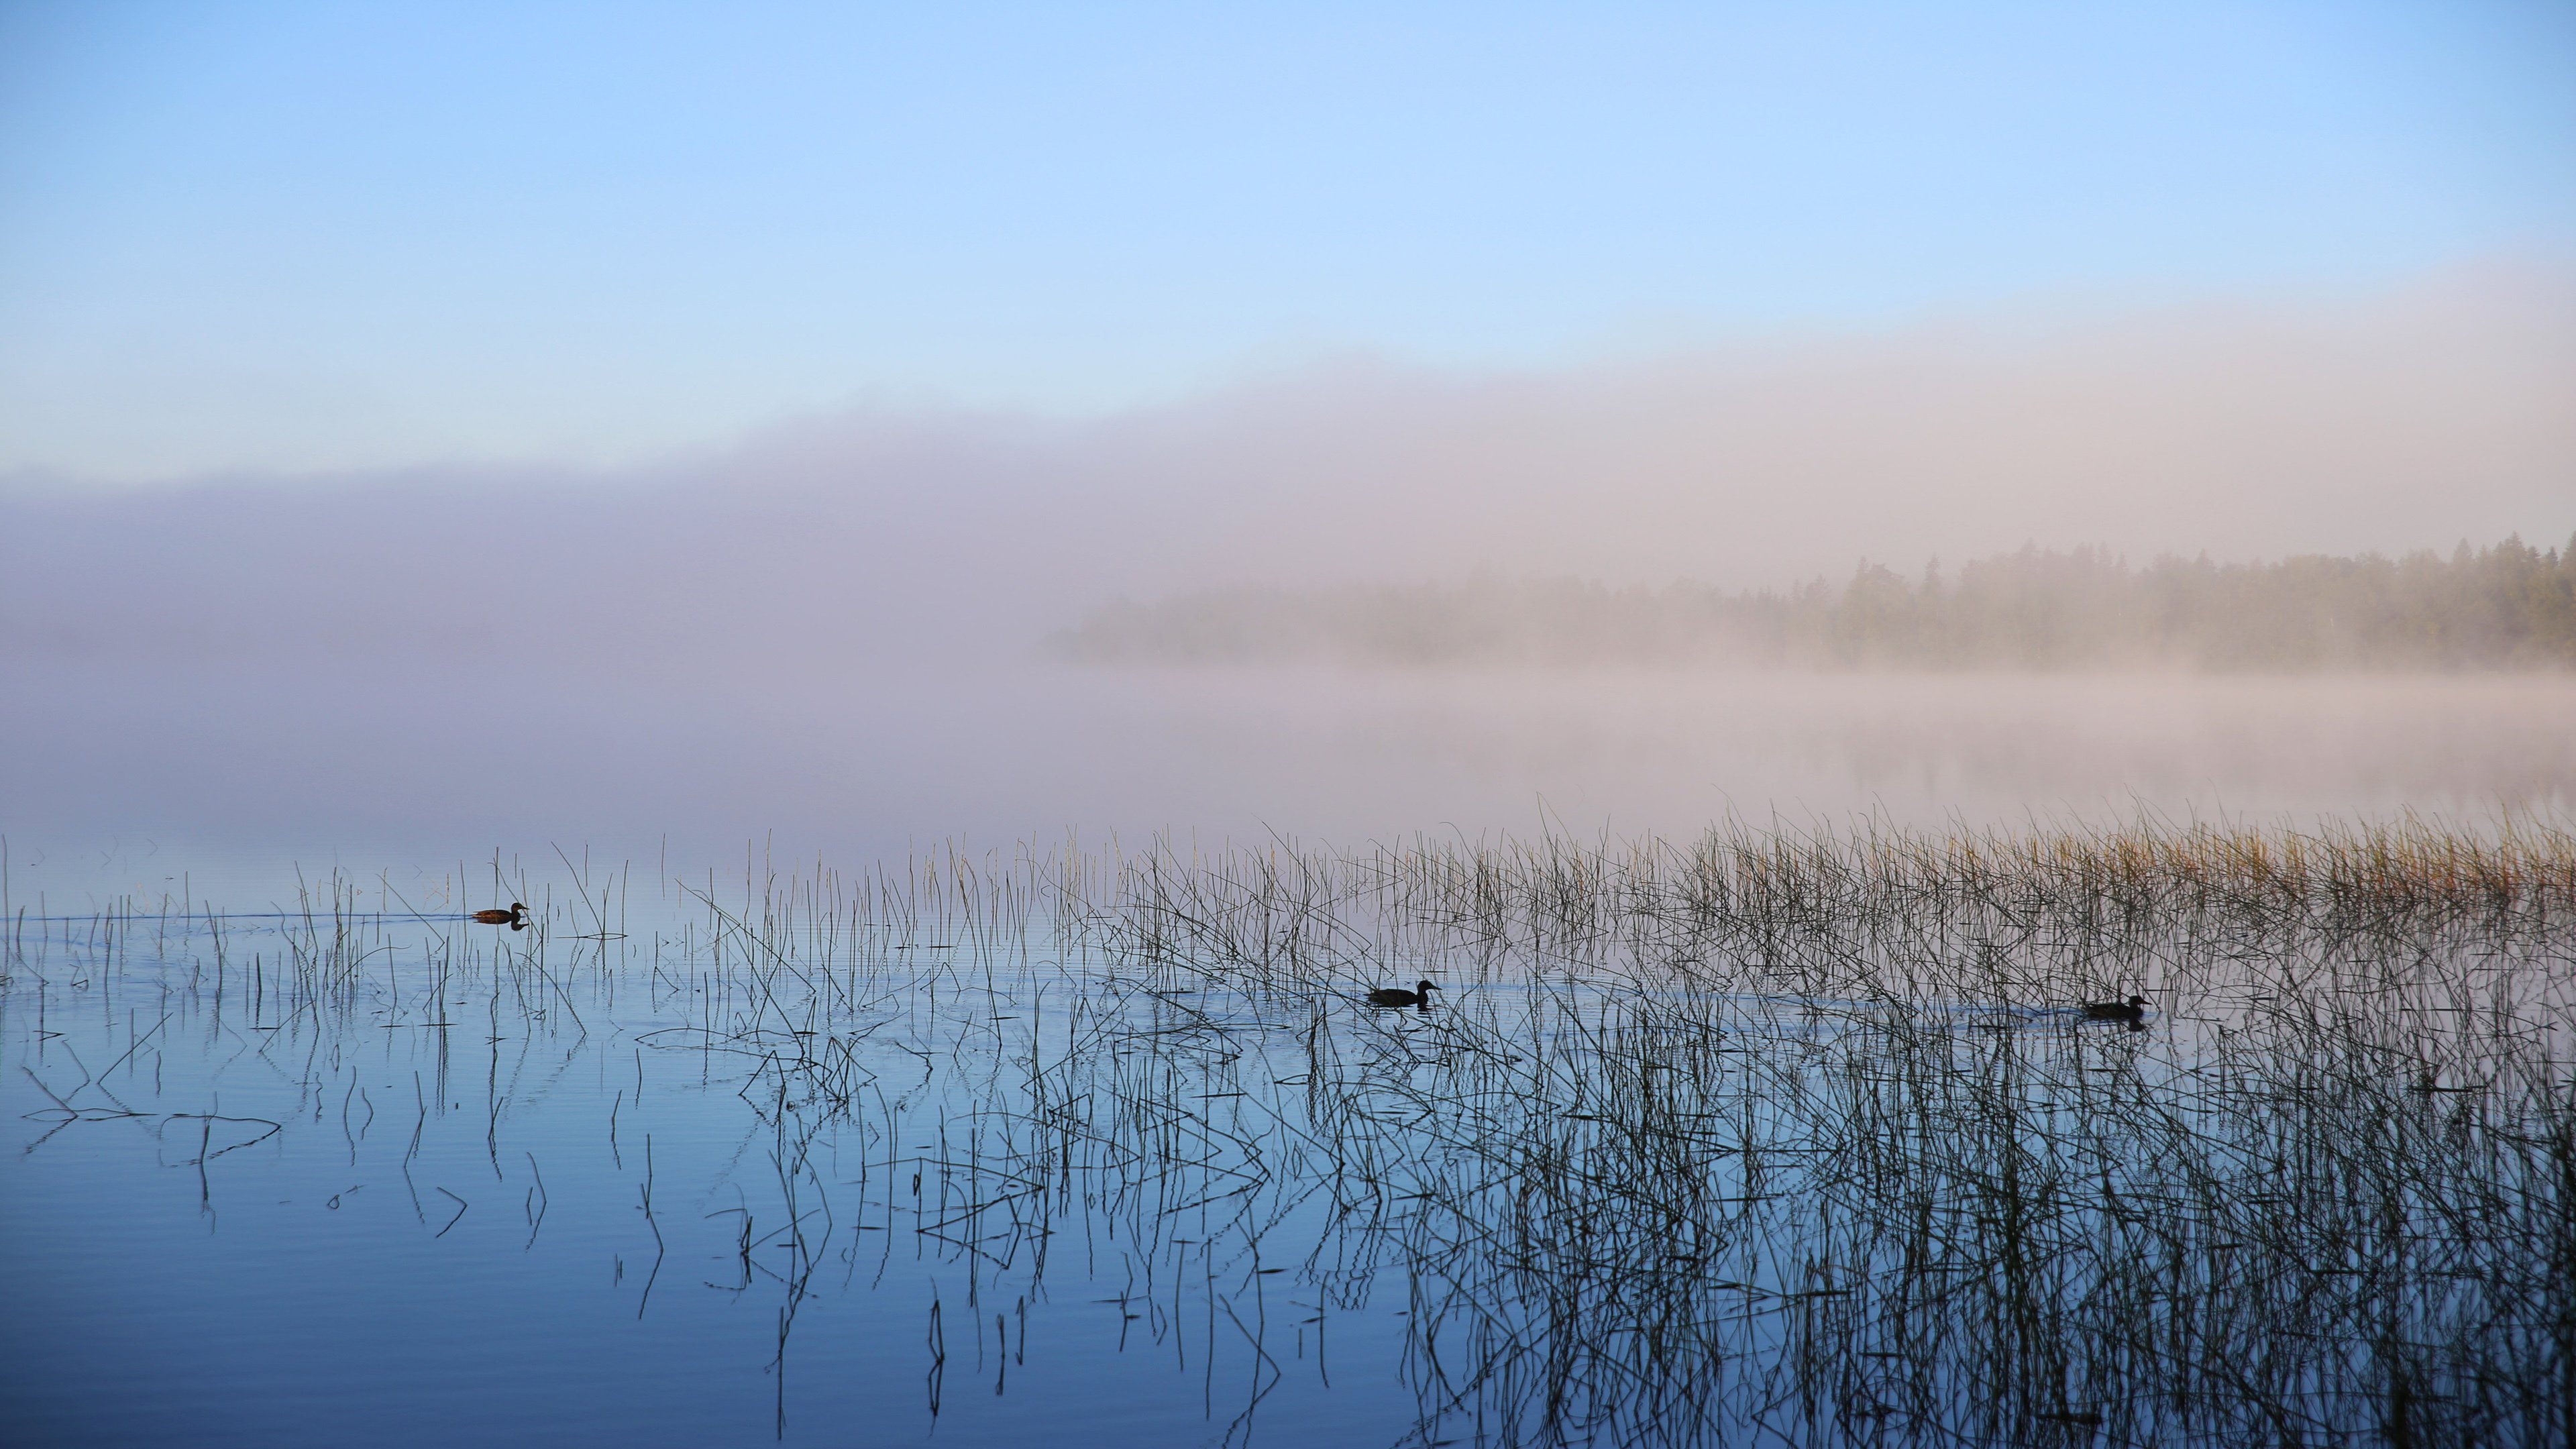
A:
[7,816,2571,1446]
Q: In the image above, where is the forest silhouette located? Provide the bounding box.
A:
[1055,535,2576,669]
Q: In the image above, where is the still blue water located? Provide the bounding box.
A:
[5,841,2569,1447]
[3,908,1465,1445]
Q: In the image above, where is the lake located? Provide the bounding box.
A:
[4,663,2569,898]
[3,666,2573,1445]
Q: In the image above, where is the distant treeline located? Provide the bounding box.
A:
[1051,535,2576,669]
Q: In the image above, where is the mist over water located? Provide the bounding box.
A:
[7,264,2573,673]
[5,266,2571,902]
[4,264,2571,1449]
[6,659,2569,908]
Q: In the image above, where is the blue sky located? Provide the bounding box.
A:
[2,1,2571,478]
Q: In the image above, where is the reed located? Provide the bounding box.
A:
[7,813,2569,1446]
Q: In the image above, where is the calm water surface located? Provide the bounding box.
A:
[5,665,2571,892]
[5,833,2569,1446]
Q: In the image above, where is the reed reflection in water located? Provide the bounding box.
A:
[3,818,2571,1446]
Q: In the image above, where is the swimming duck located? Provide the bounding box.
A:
[472,902,530,930]
[1366,980,1440,1009]
[2080,995,2149,1023]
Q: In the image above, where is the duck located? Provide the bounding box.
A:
[472,902,530,931]
[2080,994,2149,1023]
[1366,980,1440,1009]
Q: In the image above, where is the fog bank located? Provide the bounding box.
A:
[8,267,2573,890]
[5,264,2570,667]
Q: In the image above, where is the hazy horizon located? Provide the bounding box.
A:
[7,261,2572,672]
[4,7,2572,866]
[9,258,2570,884]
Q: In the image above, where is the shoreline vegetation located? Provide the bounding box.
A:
[1049,534,2576,671]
